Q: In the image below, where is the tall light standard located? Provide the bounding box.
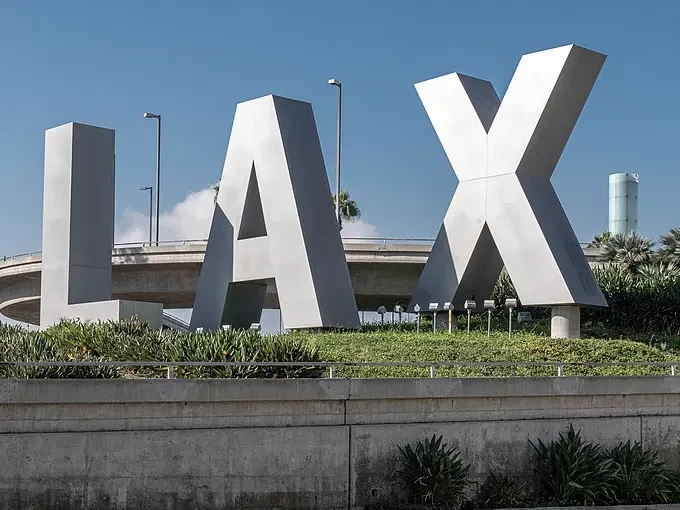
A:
[328,79,342,229]
[143,112,161,245]
[139,186,153,246]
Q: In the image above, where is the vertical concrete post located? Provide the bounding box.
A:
[40,123,115,328]
[551,305,580,339]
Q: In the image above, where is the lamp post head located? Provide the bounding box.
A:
[140,186,152,191]
[143,112,160,119]
[504,298,518,309]
[328,78,341,88]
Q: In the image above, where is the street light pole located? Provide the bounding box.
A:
[328,79,342,229]
[140,186,153,245]
[143,112,161,245]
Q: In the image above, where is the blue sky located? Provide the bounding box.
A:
[0,0,678,254]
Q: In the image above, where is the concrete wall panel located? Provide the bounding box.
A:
[0,426,349,510]
[350,417,640,508]
[1,377,679,509]
[642,416,680,470]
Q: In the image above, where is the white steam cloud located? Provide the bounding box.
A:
[116,187,378,244]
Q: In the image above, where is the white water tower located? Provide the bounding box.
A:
[608,173,638,235]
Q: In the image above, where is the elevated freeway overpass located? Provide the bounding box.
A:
[0,238,604,325]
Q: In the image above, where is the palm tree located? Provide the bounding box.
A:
[603,232,655,274]
[212,182,220,204]
[658,227,680,262]
[587,231,611,248]
[637,259,680,280]
[332,190,361,230]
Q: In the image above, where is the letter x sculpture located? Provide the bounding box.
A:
[408,44,608,311]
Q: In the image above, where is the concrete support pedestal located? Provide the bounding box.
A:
[65,300,163,329]
[551,305,580,339]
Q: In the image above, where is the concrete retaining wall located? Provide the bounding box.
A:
[2,377,680,509]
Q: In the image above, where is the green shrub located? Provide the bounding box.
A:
[397,434,468,507]
[0,323,117,379]
[490,270,516,303]
[388,429,680,509]
[43,319,164,360]
[666,470,680,502]
[0,320,323,379]
[304,329,674,378]
[491,263,680,334]
[588,264,680,334]
[476,471,527,508]
[362,504,429,510]
[608,440,671,504]
[250,335,324,378]
[162,330,323,379]
[531,428,680,505]
[530,425,615,506]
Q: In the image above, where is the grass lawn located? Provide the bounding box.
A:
[4,318,680,379]
[297,322,680,378]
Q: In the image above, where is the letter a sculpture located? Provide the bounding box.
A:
[409,44,607,335]
[191,95,359,331]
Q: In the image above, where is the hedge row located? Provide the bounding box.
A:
[0,320,322,379]
[492,264,680,334]
[382,426,680,509]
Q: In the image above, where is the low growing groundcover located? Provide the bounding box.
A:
[299,328,677,378]
[1,319,679,379]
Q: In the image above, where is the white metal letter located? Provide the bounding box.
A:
[409,44,608,311]
[191,95,359,330]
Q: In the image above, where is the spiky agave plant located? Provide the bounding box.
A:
[397,434,469,507]
[608,440,670,504]
[530,425,615,506]
[476,471,527,508]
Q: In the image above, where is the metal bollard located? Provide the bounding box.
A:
[167,366,175,379]
[672,365,677,376]
[429,366,437,378]
[329,366,336,379]
[557,364,564,377]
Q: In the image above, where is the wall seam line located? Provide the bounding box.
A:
[640,414,643,445]
[346,393,351,510]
